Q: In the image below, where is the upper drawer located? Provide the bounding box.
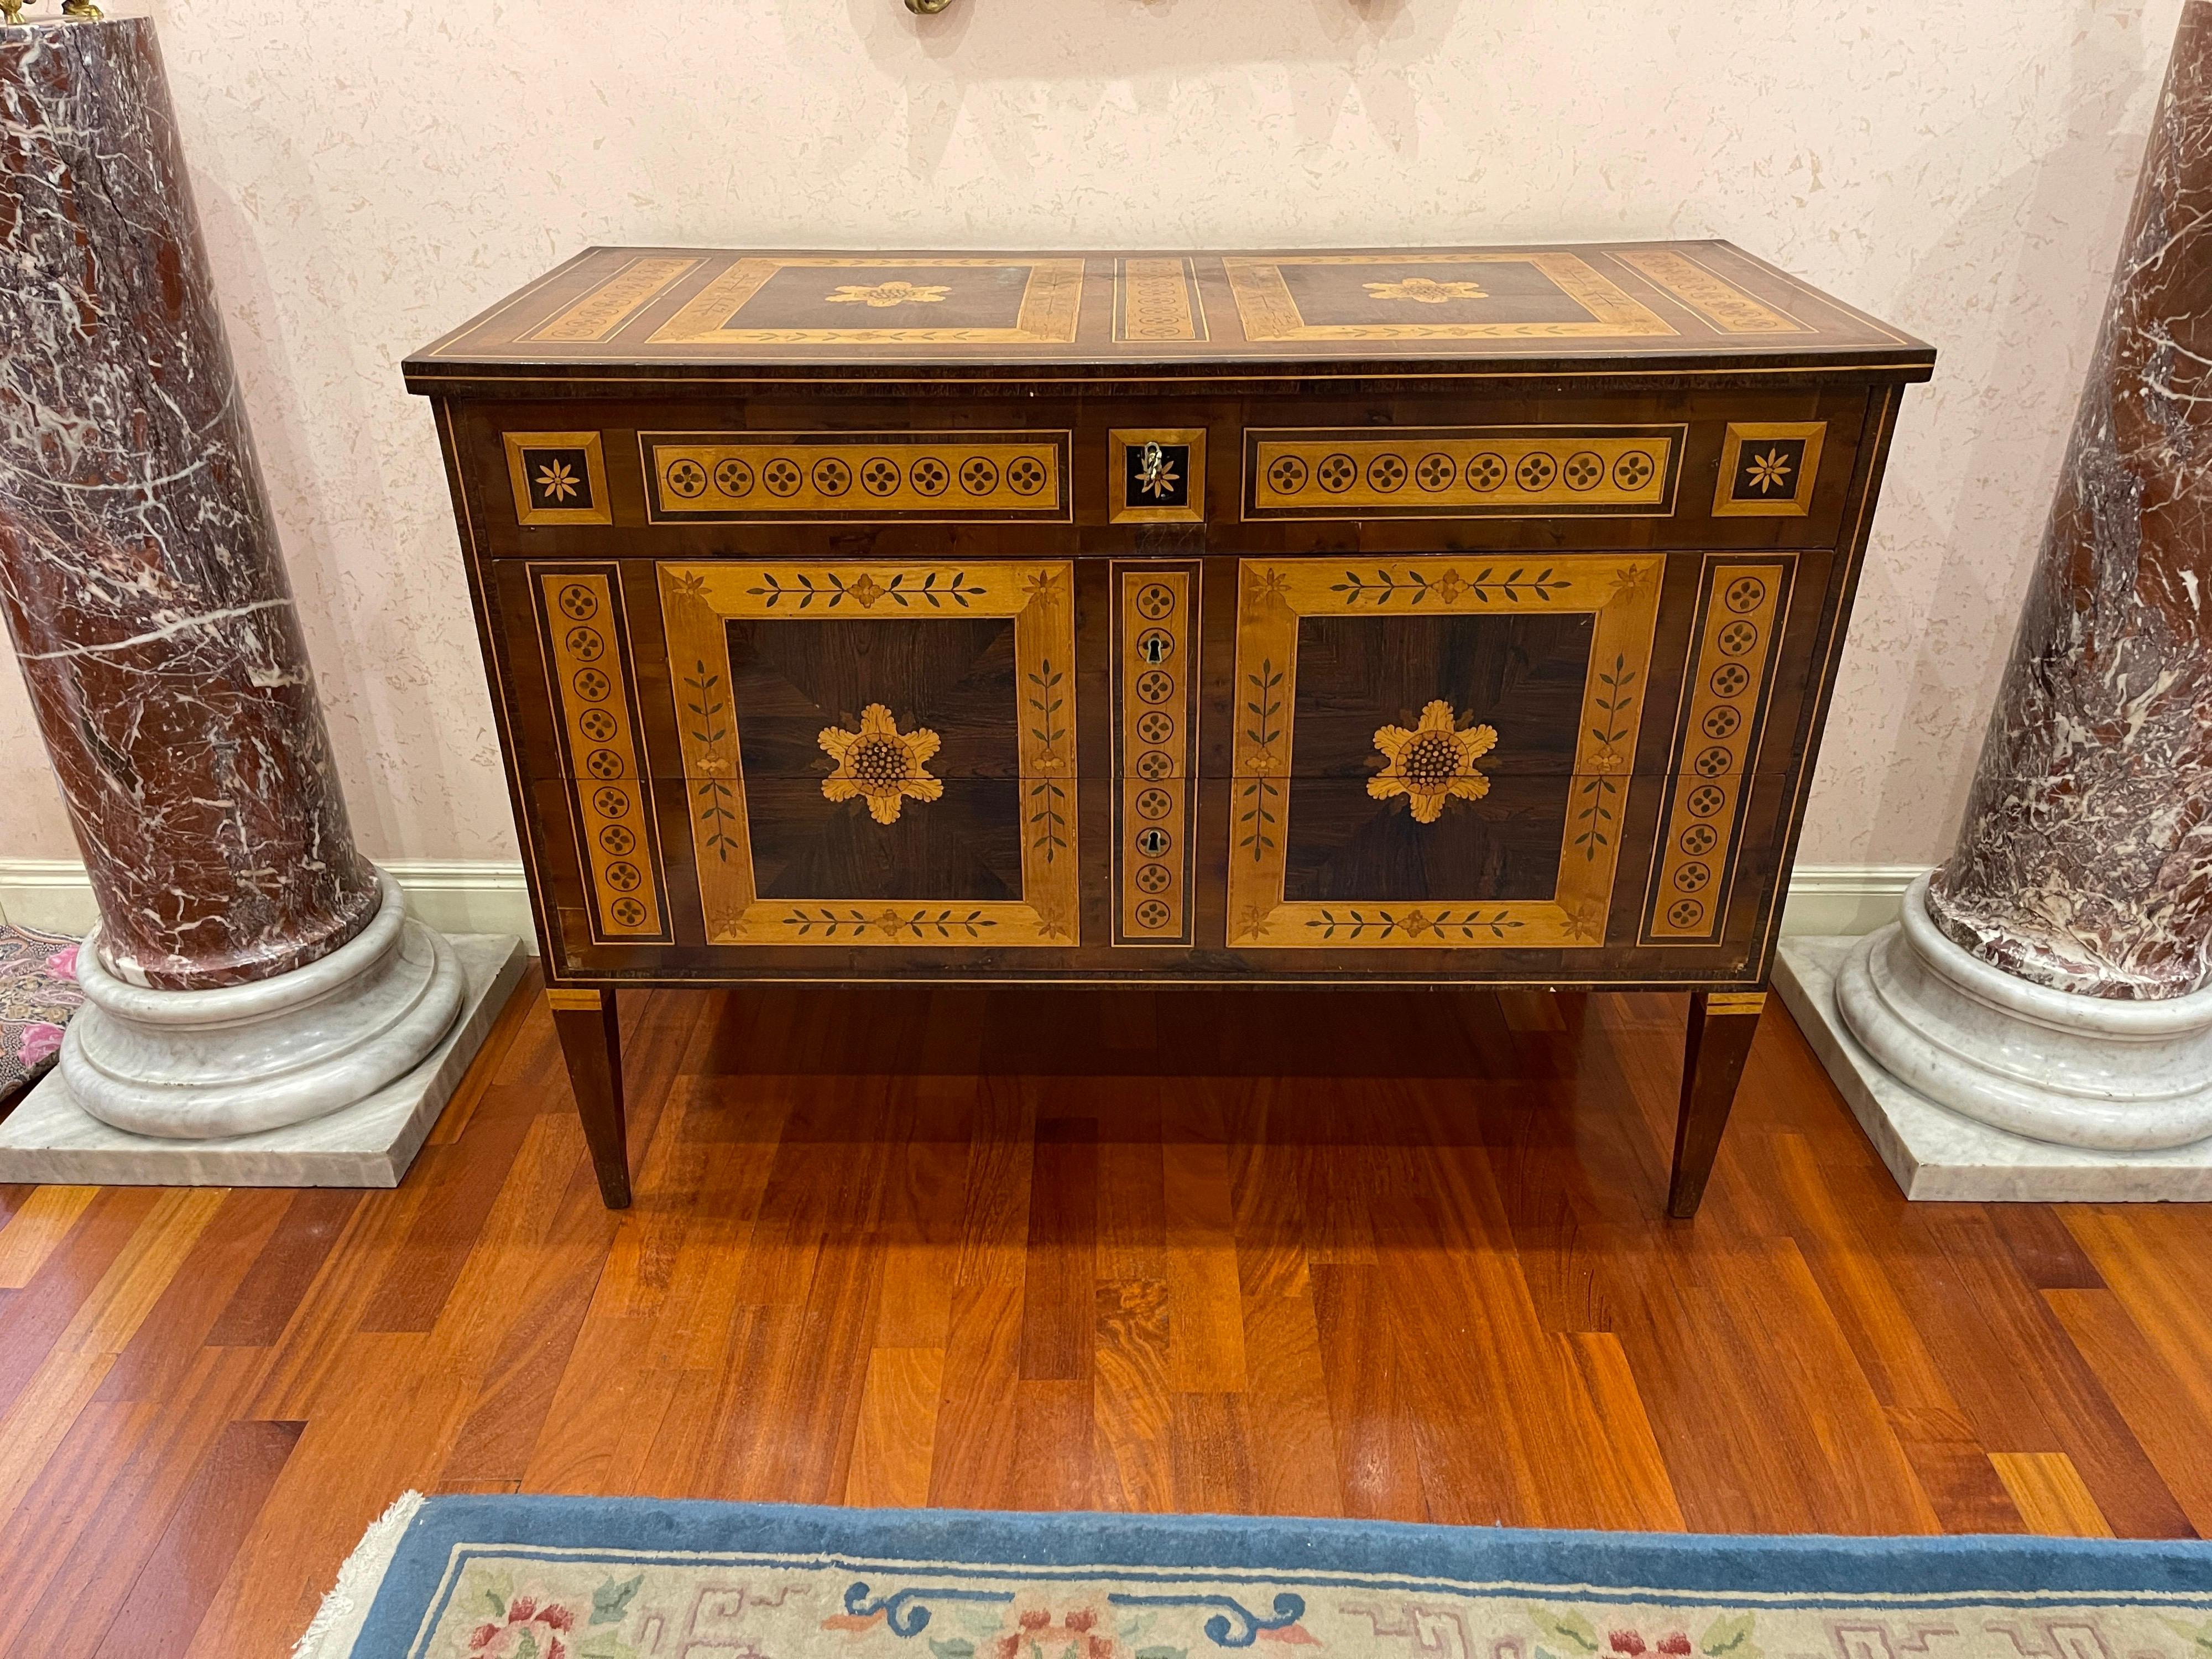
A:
[453,384,1878,559]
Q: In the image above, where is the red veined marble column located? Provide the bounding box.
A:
[1830,1,2212,1168]
[0,14,379,991]
[1925,0,2212,1003]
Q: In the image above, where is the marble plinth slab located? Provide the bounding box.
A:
[1776,935,2212,1201]
[0,934,525,1187]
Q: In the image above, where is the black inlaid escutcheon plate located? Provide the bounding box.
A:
[1124,441,1192,512]
[1109,428,1207,524]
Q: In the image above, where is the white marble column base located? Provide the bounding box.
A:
[62,868,470,1138]
[1776,936,2212,1201]
[0,935,526,1188]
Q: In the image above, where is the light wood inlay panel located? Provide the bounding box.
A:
[658,560,1081,947]
[1245,426,1681,520]
[644,432,1069,524]
[1115,564,1198,945]
[535,567,670,942]
[1643,557,1792,944]
[1617,248,1811,335]
[525,255,703,342]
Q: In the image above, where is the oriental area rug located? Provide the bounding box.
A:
[295,1497,2211,1659]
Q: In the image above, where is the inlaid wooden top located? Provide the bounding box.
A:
[405,242,1933,387]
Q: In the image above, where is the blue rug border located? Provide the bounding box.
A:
[352,1496,2211,1657]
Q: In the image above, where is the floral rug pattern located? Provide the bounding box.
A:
[0,922,81,1100]
[392,1542,2211,1659]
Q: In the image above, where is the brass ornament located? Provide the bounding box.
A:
[1135,442,1178,500]
[905,0,956,14]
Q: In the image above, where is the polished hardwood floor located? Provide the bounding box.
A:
[1,973,2209,1656]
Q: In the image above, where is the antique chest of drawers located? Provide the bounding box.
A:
[406,242,1932,1215]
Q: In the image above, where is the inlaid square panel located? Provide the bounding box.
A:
[657,561,1079,947]
[1224,254,1677,342]
[1227,556,1664,949]
[1713,422,1826,517]
[1109,429,1205,524]
[505,432,611,526]
[648,257,1085,346]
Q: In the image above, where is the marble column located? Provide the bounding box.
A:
[1923,0,2212,1005]
[0,14,475,1147]
[1818,0,2212,1175]
[0,13,376,990]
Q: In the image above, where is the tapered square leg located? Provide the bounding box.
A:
[549,986,629,1209]
[1667,988,1766,1218]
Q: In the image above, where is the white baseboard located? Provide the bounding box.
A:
[1776,863,1929,938]
[0,856,1928,953]
[0,858,539,950]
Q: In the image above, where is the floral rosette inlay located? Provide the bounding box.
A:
[820,703,945,825]
[1369,699,1498,823]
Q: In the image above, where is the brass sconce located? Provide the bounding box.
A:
[905,0,956,12]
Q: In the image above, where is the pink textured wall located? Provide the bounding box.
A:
[0,0,2182,872]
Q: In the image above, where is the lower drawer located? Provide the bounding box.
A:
[503,550,1822,983]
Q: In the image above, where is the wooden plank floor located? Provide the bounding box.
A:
[1,973,2209,1657]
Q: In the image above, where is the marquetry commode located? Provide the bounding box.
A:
[406,242,1932,1215]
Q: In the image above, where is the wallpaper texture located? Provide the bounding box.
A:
[0,0,2182,870]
